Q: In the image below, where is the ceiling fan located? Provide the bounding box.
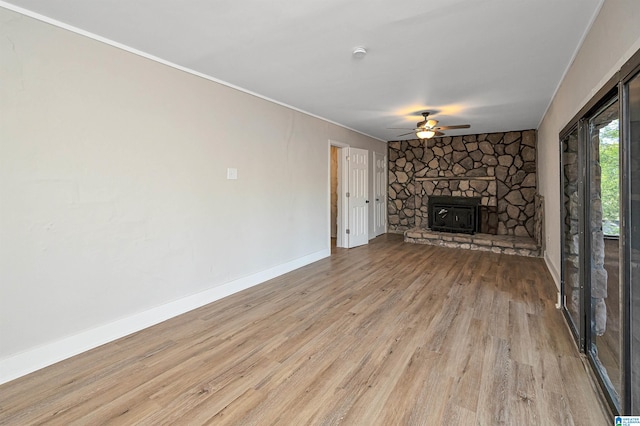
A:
[393,112,470,139]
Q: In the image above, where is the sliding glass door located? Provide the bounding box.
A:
[560,53,640,414]
[561,97,622,409]
[587,98,622,405]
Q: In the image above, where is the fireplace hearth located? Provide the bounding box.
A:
[428,196,480,234]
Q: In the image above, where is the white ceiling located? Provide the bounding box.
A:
[2,0,604,141]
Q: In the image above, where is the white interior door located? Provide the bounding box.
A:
[373,151,387,237]
[347,148,369,248]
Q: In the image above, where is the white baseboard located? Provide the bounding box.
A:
[543,250,561,290]
[0,249,330,385]
[543,250,562,309]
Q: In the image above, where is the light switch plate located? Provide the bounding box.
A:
[227,168,238,180]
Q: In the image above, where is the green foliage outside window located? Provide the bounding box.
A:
[599,121,619,236]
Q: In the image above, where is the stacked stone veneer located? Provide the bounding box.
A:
[388,130,537,238]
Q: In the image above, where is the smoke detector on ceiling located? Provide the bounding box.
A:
[352,47,367,59]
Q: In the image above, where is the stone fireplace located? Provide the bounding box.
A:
[388,129,543,257]
[388,130,538,237]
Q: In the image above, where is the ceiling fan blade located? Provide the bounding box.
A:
[387,127,415,130]
[397,131,415,137]
[435,131,445,137]
[435,124,470,130]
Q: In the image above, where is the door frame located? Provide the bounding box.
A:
[373,151,387,237]
[557,49,640,413]
[559,124,585,348]
[620,63,640,415]
[328,140,371,249]
[329,140,350,248]
[560,91,622,413]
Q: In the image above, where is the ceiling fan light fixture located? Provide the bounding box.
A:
[394,111,469,140]
[416,129,436,139]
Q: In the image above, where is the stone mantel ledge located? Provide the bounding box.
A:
[415,176,495,182]
[417,177,498,207]
[404,228,540,257]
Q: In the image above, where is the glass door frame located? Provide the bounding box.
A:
[560,94,621,412]
[585,95,621,412]
[558,48,640,415]
[620,62,640,414]
[560,122,586,348]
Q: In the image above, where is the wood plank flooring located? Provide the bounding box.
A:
[0,234,611,425]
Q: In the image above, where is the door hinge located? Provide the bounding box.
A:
[346,229,350,234]
[346,192,350,197]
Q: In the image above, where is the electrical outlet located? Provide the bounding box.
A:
[227,168,238,180]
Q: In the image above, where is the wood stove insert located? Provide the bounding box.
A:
[428,196,480,234]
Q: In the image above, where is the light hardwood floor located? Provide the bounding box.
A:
[0,234,611,425]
